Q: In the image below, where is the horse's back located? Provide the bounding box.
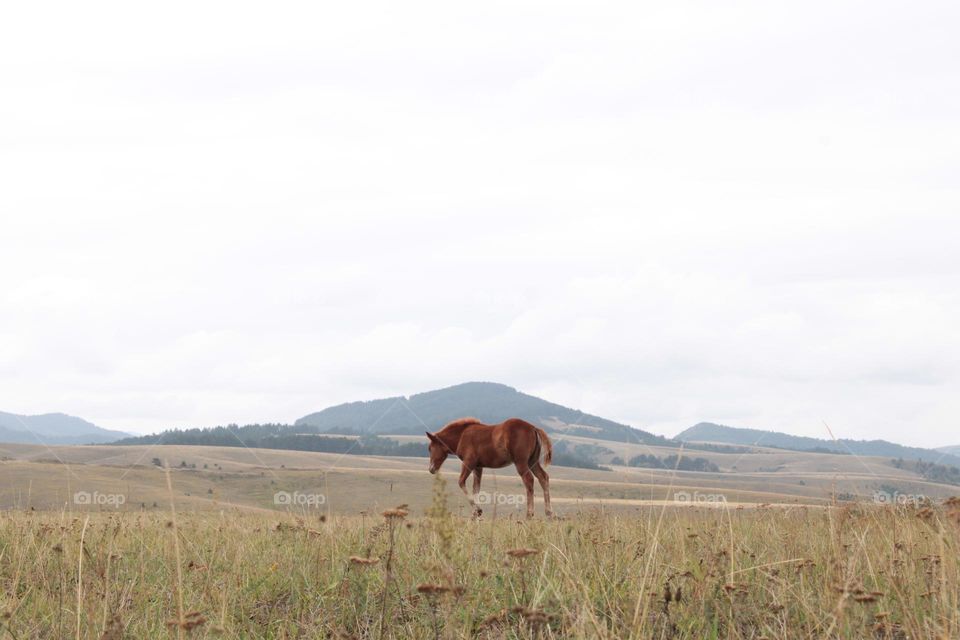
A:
[460,418,539,468]
[499,418,538,432]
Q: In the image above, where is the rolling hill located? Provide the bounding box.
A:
[9,389,960,512]
[111,382,668,469]
[677,422,960,467]
[4,437,960,514]
[295,381,671,445]
[0,411,131,445]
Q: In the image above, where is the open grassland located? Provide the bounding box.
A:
[0,476,958,639]
[2,442,957,515]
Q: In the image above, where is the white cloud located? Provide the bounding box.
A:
[1,1,958,447]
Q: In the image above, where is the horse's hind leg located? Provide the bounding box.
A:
[532,463,552,517]
[516,463,535,518]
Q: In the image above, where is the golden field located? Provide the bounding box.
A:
[1,437,956,515]
[0,481,958,638]
[1,441,958,638]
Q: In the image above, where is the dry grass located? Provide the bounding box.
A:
[3,441,957,517]
[0,476,957,638]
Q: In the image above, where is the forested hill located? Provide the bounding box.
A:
[0,411,131,445]
[294,381,670,445]
[677,422,960,466]
[110,423,607,470]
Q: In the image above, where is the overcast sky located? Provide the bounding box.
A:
[1,2,958,447]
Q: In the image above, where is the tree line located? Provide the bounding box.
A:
[112,423,606,470]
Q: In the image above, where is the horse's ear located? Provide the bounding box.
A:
[425,431,436,442]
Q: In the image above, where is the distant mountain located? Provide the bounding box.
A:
[677,422,960,467]
[938,445,960,456]
[0,411,131,445]
[296,381,671,445]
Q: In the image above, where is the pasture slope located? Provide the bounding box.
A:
[0,476,957,638]
[2,438,959,638]
[2,434,959,514]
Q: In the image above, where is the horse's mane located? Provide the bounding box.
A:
[438,417,481,433]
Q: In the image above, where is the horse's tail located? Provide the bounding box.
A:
[535,427,553,467]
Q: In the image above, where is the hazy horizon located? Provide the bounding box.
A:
[3,380,958,451]
[2,2,959,448]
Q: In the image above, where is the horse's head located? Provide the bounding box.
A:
[425,432,449,474]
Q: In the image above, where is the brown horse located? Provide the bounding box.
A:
[426,417,553,518]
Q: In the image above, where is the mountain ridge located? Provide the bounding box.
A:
[295,381,672,445]
[0,411,132,445]
[677,422,960,467]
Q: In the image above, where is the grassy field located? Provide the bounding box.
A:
[2,440,957,516]
[0,472,958,639]
[1,441,959,637]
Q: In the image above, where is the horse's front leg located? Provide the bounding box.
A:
[472,467,483,517]
[457,463,478,513]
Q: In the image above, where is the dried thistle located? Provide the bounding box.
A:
[416,583,449,595]
[166,611,206,631]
